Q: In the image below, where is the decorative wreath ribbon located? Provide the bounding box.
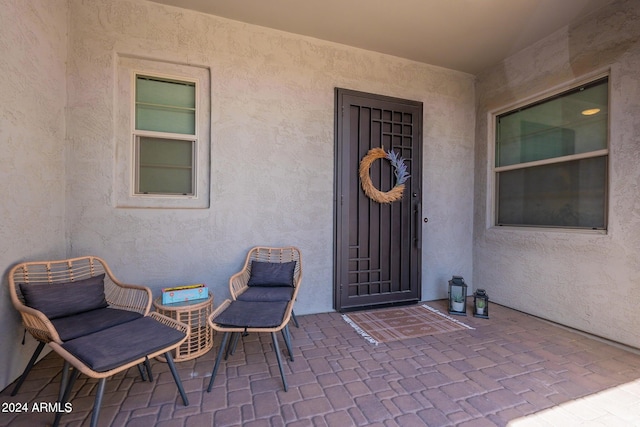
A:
[359,147,410,204]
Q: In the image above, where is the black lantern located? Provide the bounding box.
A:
[473,289,489,319]
[448,276,467,316]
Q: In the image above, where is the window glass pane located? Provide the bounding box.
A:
[137,137,193,195]
[496,78,608,167]
[497,156,606,228]
[136,105,195,134]
[138,166,193,194]
[135,76,195,135]
[136,77,195,109]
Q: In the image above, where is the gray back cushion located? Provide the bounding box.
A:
[20,274,108,319]
[247,261,296,287]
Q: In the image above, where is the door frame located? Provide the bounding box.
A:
[333,88,423,312]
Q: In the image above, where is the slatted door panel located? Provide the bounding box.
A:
[335,89,422,311]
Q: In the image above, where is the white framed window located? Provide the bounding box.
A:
[115,55,210,208]
[134,74,197,196]
[491,75,609,230]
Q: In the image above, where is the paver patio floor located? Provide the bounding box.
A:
[2,300,640,426]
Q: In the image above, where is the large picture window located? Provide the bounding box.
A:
[494,77,608,229]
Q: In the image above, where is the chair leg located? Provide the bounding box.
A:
[144,357,153,382]
[226,332,240,359]
[11,341,46,396]
[52,366,79,427]
[164,352,189,406]
[208,332,230,392]
[137,363,147,381]
[89,378,107,427]
[291,310,300,328]
[58,361,71,402]
[271,332,288,392]
[281,325,294,362]
[224,332,233,359]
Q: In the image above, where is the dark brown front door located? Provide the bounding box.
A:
[334,88,422,312]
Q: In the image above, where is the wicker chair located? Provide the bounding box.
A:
[8,256,190,427]
[206,246,303,391]
[229,246,302,327]
[8,256,151,394]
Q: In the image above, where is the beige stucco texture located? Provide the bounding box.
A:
[2,0,639,391]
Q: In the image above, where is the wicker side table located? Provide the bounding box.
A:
[153,293,213,361]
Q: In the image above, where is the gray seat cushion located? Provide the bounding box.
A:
[52,308,143,341]
[61,317,185,372]
[236,286,294,303]
[213,301,288,328]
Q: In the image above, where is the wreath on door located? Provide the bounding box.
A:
[359,147,410,204]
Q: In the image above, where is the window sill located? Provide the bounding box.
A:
[488,225,607,236]
[116,194,208,209]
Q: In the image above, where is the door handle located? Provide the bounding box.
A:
[414,202,422,249]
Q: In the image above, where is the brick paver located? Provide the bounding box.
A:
[2,301,640,426]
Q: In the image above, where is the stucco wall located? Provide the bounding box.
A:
[473,0,640,348]
[0,0,68,390]
[65,0,475,316]
[0,0,475,390]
